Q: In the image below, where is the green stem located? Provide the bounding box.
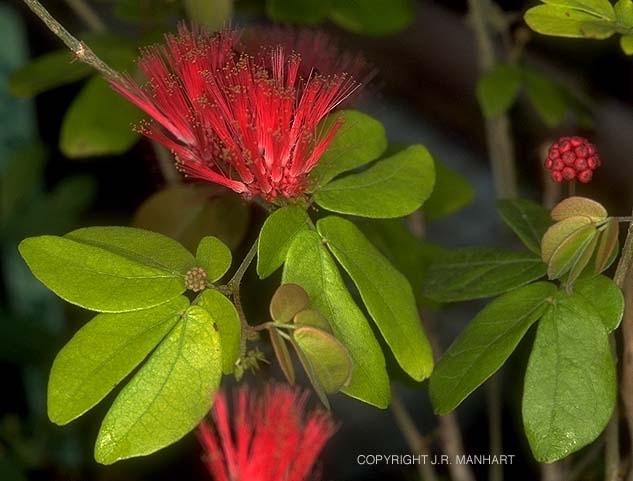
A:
[225,238,258,356]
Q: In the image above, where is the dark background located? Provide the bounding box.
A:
[2,0,632,480]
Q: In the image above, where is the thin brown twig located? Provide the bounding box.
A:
[616,214,633,481]
[391,393,439,481]
[22,0,121,81]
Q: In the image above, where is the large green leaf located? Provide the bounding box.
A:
[430,282,556,415]
[95,305,222,464]
[317,216,433,381]
[524,4,616,39]
[19,227,195,312]
[133,185,250,252]
[283,230,390,408]
[357,218,447,305]
[48,297,189,425]
[314,145,435,218]
[329,0,415,35]
[497,198,553,254]
[424,160,474,221]
[196,289,241,374]
[423,248,546,302]
[574,275,624,332]
[309,110,387,189]
[60,76,145,158]
[523,292,616,462]
[476,64,523,118]
[257,206,310,279]
[266,0,331,23]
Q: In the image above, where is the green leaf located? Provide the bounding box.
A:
[541,216,593,262]
[196,289,241,374]
[423,248,547,303]
[60,76,144,158]
[621,34,633,53]
[430,282,556,415]
[329,0,414,35]
[317,216,433,381]
[294,309,331,331]
[546,223,597,279]
[183,0,232,31]
[551,196,607,221]
[476,64,522,118]
[95,305,222,464]
[424,160,475,221]
[574,275,624,332]
[283,230,390,408]
[293,326,352,393]
[269,327,295,384]
[9,35,136,97]
[523,68,570,127]
[314,145,435,219]
[196,236,231,282]
[357,218,447,305]
[616,0,633,23]
[595,218,620,273]
[524,5,616,39]
[523,292,616,462]
[257,206,310,279]
[497,198,553,254]
[19,227,195,312]
[133,185,250,252]
[309,110,387,189]
[542,0,616,20]
[269,284,310,324]
[266,0,331,23]
[48,297,189,425]
[0,144,45,223]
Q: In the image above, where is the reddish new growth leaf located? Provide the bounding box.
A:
[545,136,601,184]
[198,384,336,481]
[111,26,361,200]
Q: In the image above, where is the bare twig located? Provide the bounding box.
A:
[22,0,121,81]
[63,0,106,32]
[408,210,476,481]
[467,0,517,200]
[391,393,439,481]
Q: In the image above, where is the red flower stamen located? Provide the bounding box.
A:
[111,26,361,200]
[198,384,336,481]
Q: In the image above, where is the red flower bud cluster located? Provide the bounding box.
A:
[545,136,601,183]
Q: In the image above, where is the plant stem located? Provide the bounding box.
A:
[467,2,520,479]
[467,0,517,200]
[63,0,105,32]
[21,0,121,82]
[152,143,181,185]
[408,211,476,481]
[390,392,439,481]
[616,213,633,481]
[225,237,258,356]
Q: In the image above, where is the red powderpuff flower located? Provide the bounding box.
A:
[545,136,601,183]
[110,26,359,200]
[241,26,376,86]
[198,384,336,481]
